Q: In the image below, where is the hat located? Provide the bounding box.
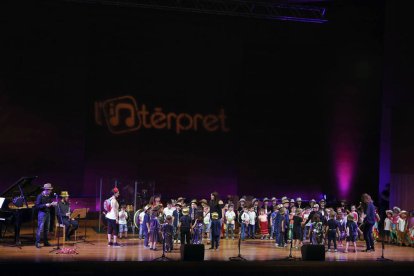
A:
[252,198,258,203]
[319,199,325,203]
[281,196,287,201]
[182,207,189,215]
[400,210,408,215]
[296,197,302,202]
[211,212,219,219]
[290,199,295,203]
[277,204,283,209]
[175,202,182,207]
[191,199,198,204]
[263,197,269,202]
[385,210,393,215]
[393,206,401,213]
[310,199,316,203]
[144,205,152,211]
[239,198,246,202]
[177,197,186,202]
[313,204,319,208]
[42,183,53,190]
[282,199,289,204]
[271,197,277,201]
[200,199,208,205]
[60,191,69,197]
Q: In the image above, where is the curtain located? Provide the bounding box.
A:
[390,174,414,211]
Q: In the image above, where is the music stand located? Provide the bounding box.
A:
[72,208,94,245]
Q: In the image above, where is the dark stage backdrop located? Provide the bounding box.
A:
[0,1,383,203]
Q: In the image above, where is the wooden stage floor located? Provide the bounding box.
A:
[1,227,413,263]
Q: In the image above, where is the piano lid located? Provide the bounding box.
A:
[0,176,40,198]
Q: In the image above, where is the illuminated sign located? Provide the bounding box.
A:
[95,95,230,135]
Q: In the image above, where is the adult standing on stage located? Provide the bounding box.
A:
[35,183,57,248]
[361,193,376,252]
[209,192,222,229]
[106,187,120,247]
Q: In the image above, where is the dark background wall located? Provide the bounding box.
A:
[0,1,385,203]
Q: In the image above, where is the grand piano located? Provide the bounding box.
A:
[0,176,40,246]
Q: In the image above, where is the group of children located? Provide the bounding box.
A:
[113,194,414,253]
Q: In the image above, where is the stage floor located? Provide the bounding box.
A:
[1,227,413,262]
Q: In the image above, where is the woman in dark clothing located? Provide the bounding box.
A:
[209,192,222,220]
[361,193,376,252]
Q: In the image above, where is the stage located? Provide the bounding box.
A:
[1,225,413,275]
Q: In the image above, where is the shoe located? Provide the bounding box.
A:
[344,250,348,253]
[35,242,41,249]
[215,247,219,251]
[362,249,372,252]
[208,247,214,250]
[334,249,338,252]
[113,243,121,247]
[327,249,331,252]
[108,242,113,247]
[15,240,22,246]
[144,245,150,249]
[44,242,52,247]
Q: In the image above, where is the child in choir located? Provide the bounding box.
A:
[138,208,146,239]
[337,211,347,248]
[373,208,381,241]
[162,215,174,252]
[345,214,358,253]
[275,206,286,248]
[326,212,339,252]
[118,204,128,239]
[302,207,311,242]
[397,210,409,246]
[240,206,250,241]
[142,205,151,248]
[149,207,160,250]
[258,208,269,240]
[270,205,278,240]
[288,206,296,241]
[292,208,303,249]
[391,206,401,244]
[203,204,211,242]
[310,214,323,245]
[350,205,359,222]
[173,202,182,244]
[192,215,204,244]
[384,210,393,244]
[225,204,236,240]
[409,211,414,247]
[210,212,221,250]
[248,206,256,239]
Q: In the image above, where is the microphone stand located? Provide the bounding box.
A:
[229,236,247,261]
[283,233,300,261]
[377,226,392,262]
[153,224,172,261]
[50,194,62,254]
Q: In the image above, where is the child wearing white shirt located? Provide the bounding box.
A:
[248,207,256,239]
[225,205,236,240]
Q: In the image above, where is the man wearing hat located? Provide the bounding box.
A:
[289,199,295,210]
[189,199,198,224]
[309,199,316,209]
[296,198,303,209]
[56,191,79,241]
[173,202,182,244]
[35,183,57,248]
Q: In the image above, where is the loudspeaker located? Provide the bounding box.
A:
[180,244,205,261]
[301,244,325,261]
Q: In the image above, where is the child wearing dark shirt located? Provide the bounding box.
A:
[292,208,303,249]
[210,212,221,250]
[161,215,174,252]
[326,212,340,252]
[345,214,358,253]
